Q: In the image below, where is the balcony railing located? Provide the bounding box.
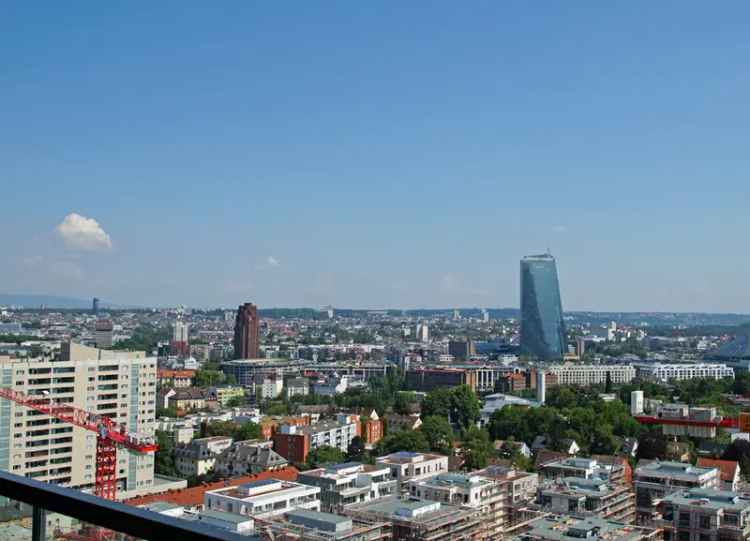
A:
[0,470,250,541]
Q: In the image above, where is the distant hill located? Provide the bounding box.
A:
[0,294,119,309]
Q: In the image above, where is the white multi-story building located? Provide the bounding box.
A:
[297,462,398,513]
[0,342,157,497]
[637,363,734,382]
[173,320,189,343]
[375,452,448,492]
[546,364,636,386]
[204,478,320,519]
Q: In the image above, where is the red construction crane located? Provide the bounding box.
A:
[0,387,158,500]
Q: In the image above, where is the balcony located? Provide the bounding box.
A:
[0,469,250,540]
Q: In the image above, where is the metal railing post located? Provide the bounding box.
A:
[32,505,46,541]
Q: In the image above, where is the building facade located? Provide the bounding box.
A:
[545,364,636,387]
[233,303,260,360]
[520,254,566,360]
[297,462,397,513]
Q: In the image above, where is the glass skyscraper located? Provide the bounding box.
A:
[520,253,566,360]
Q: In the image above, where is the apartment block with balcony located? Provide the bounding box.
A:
[537,477,635,523]
[297,462,397,513]
[204,478,320,520]
[375,451,448,494]
[174,436,233,478]
[255,509,391,541]
[657,488,750,541]
[634,461,721,525]
[0,342,157,498]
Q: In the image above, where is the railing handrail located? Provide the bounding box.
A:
[0,470,248,541]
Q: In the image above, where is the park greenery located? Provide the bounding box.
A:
[112,324,171,352]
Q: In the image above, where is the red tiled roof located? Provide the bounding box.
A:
[697,458,740,482]
[124,466,299,508]
[157,369,195,378]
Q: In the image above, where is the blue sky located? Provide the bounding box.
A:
[2,2,750,311]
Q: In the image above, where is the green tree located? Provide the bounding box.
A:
[422,388,452,419]
[306,446,346,468]
[421,415,455,455]
[462,426,492,471]
[154,430,177,476]
[375,430,429,455]
[450,385,481,430]
[347,436,366,461]
[194,369,225,387]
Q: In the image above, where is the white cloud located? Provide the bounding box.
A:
[55,213,112,251]
[267,256,279,266]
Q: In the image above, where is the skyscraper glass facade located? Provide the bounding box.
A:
[520,254,565,360]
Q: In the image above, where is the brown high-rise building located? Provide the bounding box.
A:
[233,303,260,359]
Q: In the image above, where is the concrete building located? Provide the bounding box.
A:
[94,319,114,348]
[0,342,156,497]
[157,369,194,388]
[658,488,750,541]
[233,303,260,360]
[513,514,662,541]
[285,377,309,398]
[634,460,721,525]
[539,457,628,484]
[408,472,506,539]
[696,458,741,492]
[207,385,245,406]
[638,363,734,382]
[537,477,635,523]
[204,478,320,520]
[448,340,475,361]
[256,509,390,541]
[297,462,398,513]
[346,498,481,541]
[632,390,645,415]
[545,363,636,387]
[258,374,284,400]
[174,436,233,477]
[375,452,448,493]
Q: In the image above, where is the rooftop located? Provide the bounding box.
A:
[662,488,750,512]
[521,514,656,541]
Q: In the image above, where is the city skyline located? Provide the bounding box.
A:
[3,3,750,312]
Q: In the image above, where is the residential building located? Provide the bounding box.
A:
[297,462,398,513]
[360,410,384,447]
[408,472,506,539]
[233,303,260,360]
[512,514,662,541]
[285,377,309,398]
[384,413,422,433]
[94,319,114,349]
[634,460,721,525]
[375,452,448,493]
[204,478,320,519]
[658,488,750,541]
[213,440,288,477]
[0,342,156,498]
[157,369,194,388]
[257,374,284,400]
[207,385,245,406]
[545,364,636,386]
[171,320,189,357]
[537,477,635,523]
[637,363,734,382]
[473,464,539,507]
[272,415,360,463]
[539,457,628,484]
[174,436,233,477]
[168,388,211,412]
[696,458,741,492]
[346,498,481,541]
[256,509,390,541]
[405,368,472,392]
[196,509,254,534]
[520,254,565,360]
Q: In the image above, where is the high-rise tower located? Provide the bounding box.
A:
[520,254,565,360]
[234,303,260,359]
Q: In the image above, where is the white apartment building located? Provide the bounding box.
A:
[375,452,448,492]
[546,363,636,386]
[637,363,734,382]
[297,462,398,513]
[204,478,320,520]
[0,342,157,497]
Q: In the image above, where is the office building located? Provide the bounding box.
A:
[297,462,397,513]
[637,363,734,383]
[658,488,750,541]
[0,342,156,498]
[234,303,260,359]
[545,364,636,387]
[448,340,475,361]
[520,254,566,360]
[634,460,721,525]
[92,297,100,315]
[94,319,114,349]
